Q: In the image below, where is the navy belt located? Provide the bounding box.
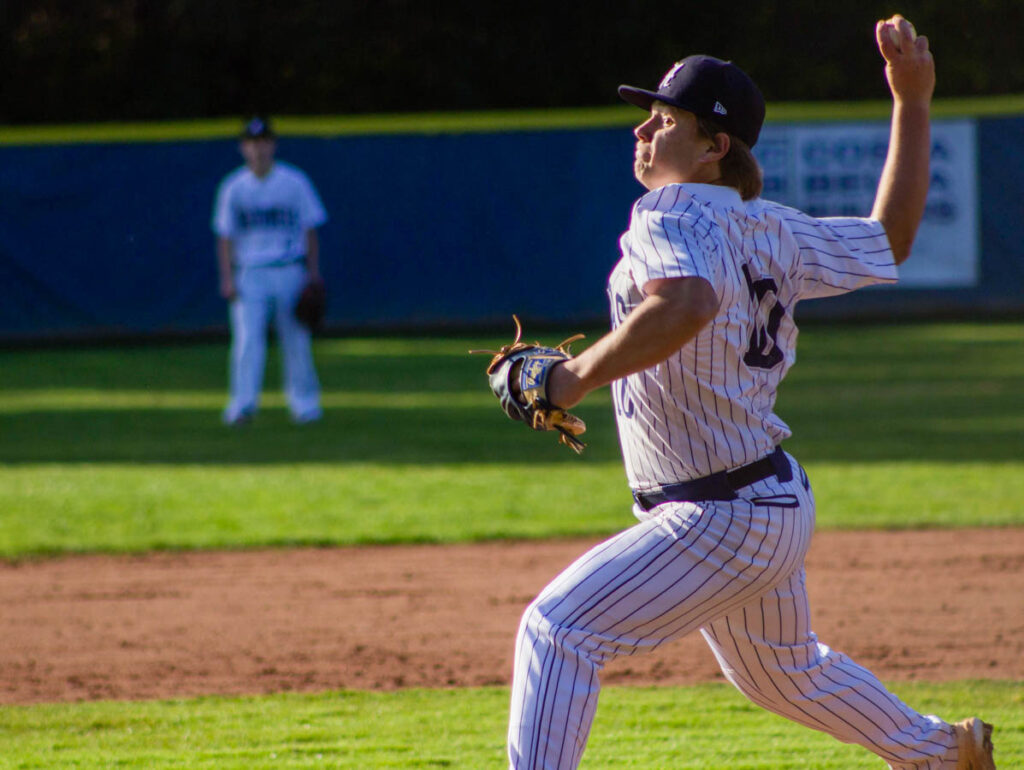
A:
[632,447,792,511]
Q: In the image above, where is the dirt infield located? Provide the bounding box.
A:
[2,528,1022,705]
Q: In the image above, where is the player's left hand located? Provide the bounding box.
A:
[220,276,237,301]
[471,316,588,453]
[876,14,935,106]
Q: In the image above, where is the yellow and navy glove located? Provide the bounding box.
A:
[472,316,586,453]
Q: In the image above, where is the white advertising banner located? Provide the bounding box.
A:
[755,119,979,287]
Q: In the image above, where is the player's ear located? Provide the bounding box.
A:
[706,132,730,162]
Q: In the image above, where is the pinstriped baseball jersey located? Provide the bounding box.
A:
[608,182,896,491]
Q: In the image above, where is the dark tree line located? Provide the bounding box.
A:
[2,0,1020,124]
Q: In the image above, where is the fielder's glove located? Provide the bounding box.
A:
[294,277,327,331]
[471,315,587,453]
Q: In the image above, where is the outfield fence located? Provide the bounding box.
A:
[1,106,1021,343]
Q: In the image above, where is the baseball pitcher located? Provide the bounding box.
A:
[482,15,996,770]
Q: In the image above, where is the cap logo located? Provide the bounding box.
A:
[659,61,686,90]
[713,101,728,116]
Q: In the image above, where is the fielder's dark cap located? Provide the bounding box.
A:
[618,55,766,148]
[240,116,275,140]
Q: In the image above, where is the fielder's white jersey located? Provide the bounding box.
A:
[609,182,896,491]
[212,161,327,267]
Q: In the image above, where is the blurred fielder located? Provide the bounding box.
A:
[213,116,327,426]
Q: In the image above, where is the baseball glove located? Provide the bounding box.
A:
[471,315,587,453]
[294,277,327,330]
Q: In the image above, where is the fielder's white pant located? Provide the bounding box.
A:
[224,262,321,423]
[508,453,961,769]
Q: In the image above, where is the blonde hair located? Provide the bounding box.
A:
[696,116,764,201]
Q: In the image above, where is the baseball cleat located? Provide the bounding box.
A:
[223,408,255,427]
[954,717,995,769]
[292,409,323,425]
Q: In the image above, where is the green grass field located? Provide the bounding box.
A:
[1,320,1022,767]
[1,683,1020,768]
[1,321,1021,557]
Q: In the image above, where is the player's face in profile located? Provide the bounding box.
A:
[240,137,277,178]
[633,103,715,191]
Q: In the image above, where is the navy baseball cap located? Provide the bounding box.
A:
[240,116,275,140]
[618,55,766,148]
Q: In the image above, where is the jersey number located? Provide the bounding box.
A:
[742,265,785,370]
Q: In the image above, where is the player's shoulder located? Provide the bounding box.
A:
[640,183,747,218]
[633,185,741,247]
[272,160,316,184]
[214,165,252,201]
[636,184,695,211]
[218,164,252,187]
[634,185,711,225]
[757,197,886,241]
[754,197,815,224]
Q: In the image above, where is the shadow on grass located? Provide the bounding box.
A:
[0,404,625,464]
[2,324,1022,465]
[1,387,1021,464]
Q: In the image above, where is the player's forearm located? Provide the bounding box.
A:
[216,238,237,299]
[550,278,718,408]
[305,230,320,278]
[216,237,234,281]
[871,17,935,265]
[871,100,931,264]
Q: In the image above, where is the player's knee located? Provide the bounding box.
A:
[517,597,550,642]
[517,598,610,665]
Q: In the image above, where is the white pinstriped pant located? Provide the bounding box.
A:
[508,453,960,769]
